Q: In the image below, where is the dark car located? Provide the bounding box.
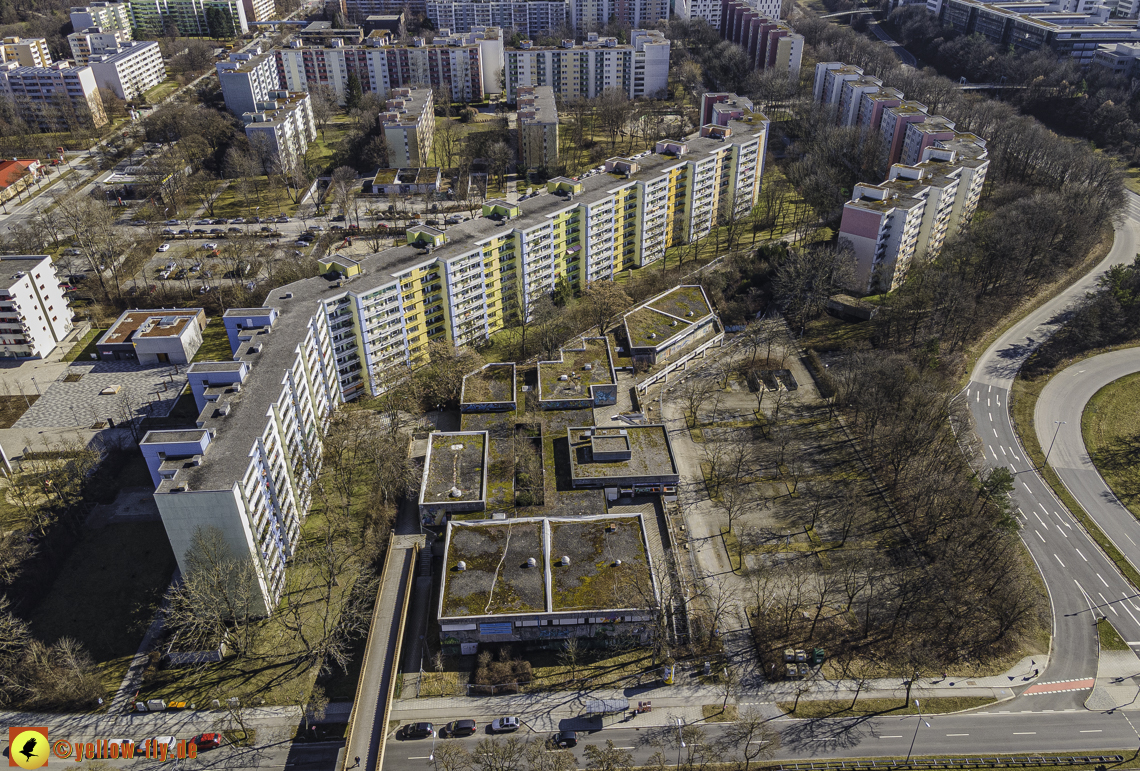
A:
[210,228,224,234]
[178,229,190,235]
[227,227,242,233]
[443,720,476,738]
[402,723,434,739]
[332,214,346,221]
[552,731,577,749]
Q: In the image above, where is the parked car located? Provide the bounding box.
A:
[177,229,191,235]
[331,224,344,230]
[105,740,134,754]
[157,243,170,252]
[173,269,187,280]
[445,216,462,225]
[311,224,324,231]
[442,720,476,738]
[231,217,244,223]
[140,737,177,753]
[260,226,272,232]
[227,227,242,233]
[162,228,176,235]
[214,218,229,224]
[276,216,289,223]
[190,262,202,272]
[164,219,180,225]
[189,734,221,751]
[199,284,212,294]
[295,240,311,247]
[63,248,82,256]
[130,219,147,226]
[210,228,224,234]
[490,717,520,733]
[402,723,434,739]
[195,219,212,225]
[165,261,176,269]
[551,731,577,749]
[332,214,345,221]
[192,228,207,234]
[203,242,218,250]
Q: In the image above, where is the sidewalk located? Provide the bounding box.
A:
[390,655,1045,729]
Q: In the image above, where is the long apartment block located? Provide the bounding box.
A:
[273,27,504,104]
[821,64,989,293]
[0,61,108,130]
[569,0,669,32]
[426,1,568,38]
[505,29,669,101]
[517,85,558,169]
[380,87,434,168]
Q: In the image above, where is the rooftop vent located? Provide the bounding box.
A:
[648,333,657,339]
[583,363,593,371]
[560,555,570,566]
[456,560,466,571]
[283,292,293,299]
[607,523,617,533]
[526,557,537,568]
[686,311,694,317]
[559,374,569,381]
[670,320,678,327]
[613,559,622,566]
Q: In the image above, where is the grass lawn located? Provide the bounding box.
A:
[1124,166,1140,196]
[212,179,300,219]
[1083,371,1140,521]
[62,327,105,363]
[144,78,181,104]
[193,319,233,362]
[778,696,996,718]
[1100,617,1131,651]
[528,647,658,690]
[802,314,873,353]
[701,704,738,722]
[27,520,177,697]
[0,394,36,428]
[310,119,355,175]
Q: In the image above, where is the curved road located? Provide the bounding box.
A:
[1037,349,1140,589]
[963,194,1140,709]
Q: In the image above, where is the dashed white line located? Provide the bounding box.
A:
[947,734,969,737]
[879,736,903,739]
[994,428,999,437]
[989,412,993,422]
[1101,593,1119,616]
[1054,554,1066,568]
[1000,445,1007,455]
[1023,482,1032,492]
[1036,531,1045,543]
[1013,732,1036,735]
[1098,573,1110,587]
[1075,548,1087,561]
[1080,730,1102,733]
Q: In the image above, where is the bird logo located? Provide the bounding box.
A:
[7,728,49,769]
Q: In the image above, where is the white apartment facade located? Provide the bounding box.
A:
[242,0,276,21]
[274,28,504,104]
[243,91,317,166]
[128,0,250,36]
[380,87,434,167]
[217,50,278,115]
[68,27,131,65]
[426,1,568,37]
[504,29,669,101]
[88,40,166,100]
[0,255,73,359]
[70,2,134,35]
[517,85,558,168]
[0,61,109,129]
[569,0,669,31]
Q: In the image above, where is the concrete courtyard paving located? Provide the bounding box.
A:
[12,360,186,429]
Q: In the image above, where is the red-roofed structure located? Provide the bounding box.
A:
[0,159,40,203]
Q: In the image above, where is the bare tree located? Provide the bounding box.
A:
[473,736,527,771]
[582,740,633,770]
[433,743,473,771]
[579,282,632,336]
[526,740,578,771]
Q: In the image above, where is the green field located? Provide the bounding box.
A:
[1083,371,1140,521]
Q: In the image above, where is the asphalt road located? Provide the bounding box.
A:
[1037,349,1140,590]
[384,710,1140,767]
[869,21,918,67]
[963,193,1140,707]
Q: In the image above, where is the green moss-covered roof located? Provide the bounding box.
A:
[568,426,677,480]
[549,517,651,612]
[538,338,614,400]
[461,363,516,404]
[646,285,711,322]
[442,521,546,617]
[424,433,485,503]
[624,308,692,349]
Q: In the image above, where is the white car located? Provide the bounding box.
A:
[105,740,134,755]
[141,737,177,753]
[203,242,218,250]
[157,243,170,252]
[490,717,520,733]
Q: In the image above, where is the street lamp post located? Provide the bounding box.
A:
[905,700,930,764]
[1044,420,1066,466]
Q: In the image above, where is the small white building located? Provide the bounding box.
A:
[88,40,166,101]
[0,255,73,359]
[97,308,206,364]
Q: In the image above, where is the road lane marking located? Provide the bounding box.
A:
[408,757,430,760]
[996,394,1001,406]
[988,399,991,407]
[1122,603,1140,626]
[1023,482,1032,491]
[1099,573,1110,587]
[1054,554,1066,567]
[1080,730,1102,733]
[990,447,998,460]
[994,428,999,437]
[1075,548,1087,561]
[1058,527,1069,538]
[1128,532,1137,546]
[1036,531,1045,542]
[947,734,969,737]
[1000,445,1007,455]
[1101,593,1119,616]
[879,736,903,739]
[1013,732,1036,735]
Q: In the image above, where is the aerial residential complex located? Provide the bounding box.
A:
[70,2,135,36]
[0,255,74,360]
[680,0,780,28]
[0,61,108,130]
[217,50,280,115]
[718,0,802,76]
[68,28,132,66]
[504,29,670,101]
[88,40,166,100]
[816,64,990,292]
[380,88,435,168]
[426,1,569,37]
[97,308,206,364]
[128,0,250,35]
[242,91,317,166]
[132,96,765,615]
[516,85,559,169]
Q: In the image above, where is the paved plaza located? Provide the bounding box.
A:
[12,360,186,429]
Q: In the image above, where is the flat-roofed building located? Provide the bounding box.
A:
[516,85,558,169]
[243,90,316,165]
[567,426,679,488]
[97,308,206,363]
[0,61,108,129]
[504,30,669,101]
[437,514,658,651]
[70,2,134,36]
[426,1,567,37]
[68,27,131,65]
[88,40,166,100]
[380,87,434,168]
[418,431,489,516]
[217,50,278,115]
[2,37,51,68]
[0,255,73,359]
